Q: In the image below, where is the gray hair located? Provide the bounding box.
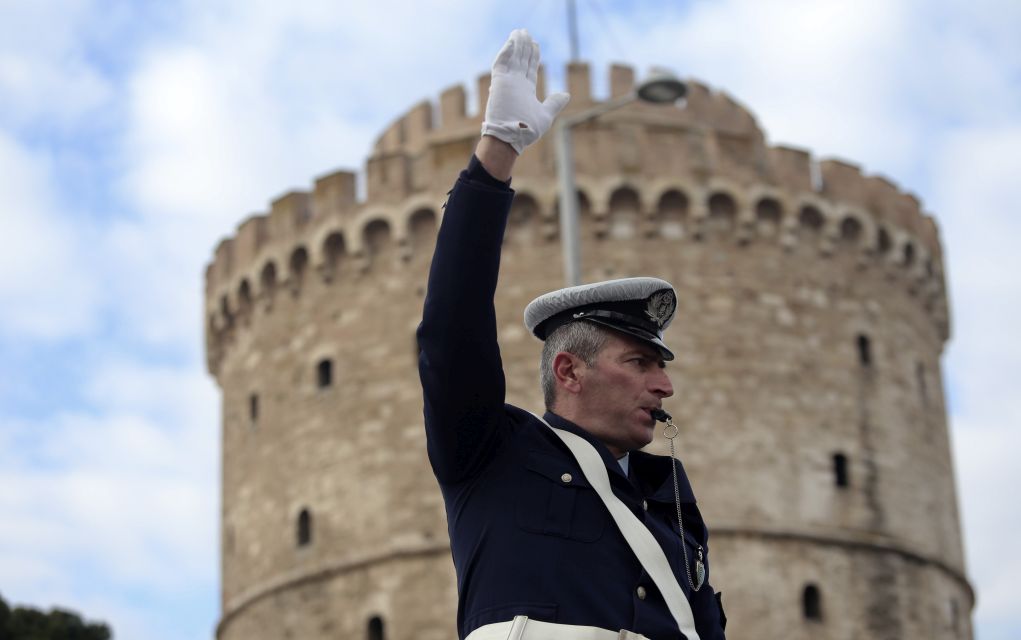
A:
[540,321,610,410]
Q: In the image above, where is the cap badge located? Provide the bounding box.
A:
[645,290,675,329]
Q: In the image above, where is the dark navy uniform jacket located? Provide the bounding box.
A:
[417,157,727,640]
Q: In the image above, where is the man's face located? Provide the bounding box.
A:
[574,331,674,456]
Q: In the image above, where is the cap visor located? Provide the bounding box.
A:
[584,318,675,361]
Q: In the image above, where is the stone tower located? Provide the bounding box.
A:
[205,62,973,640]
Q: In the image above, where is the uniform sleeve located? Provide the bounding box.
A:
[416,156,515,485]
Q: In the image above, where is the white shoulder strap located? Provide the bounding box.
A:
[530,412,700,640]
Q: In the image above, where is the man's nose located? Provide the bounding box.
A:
[651,367,674,398]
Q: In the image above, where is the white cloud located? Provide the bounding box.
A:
[0,132,102,339]
[105,0,510,347]
[935,125,1021,416]
[575,0,917,174]
[118,0,496,228]
[953,418,1021,621]
[933,123,1021,630]
[0,0,115,130]
[0,364,218,601]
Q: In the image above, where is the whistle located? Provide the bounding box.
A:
[650,408,672,423]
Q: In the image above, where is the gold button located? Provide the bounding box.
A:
[636,586,647,600]
[642,500,648,511]
[560,473,572,483]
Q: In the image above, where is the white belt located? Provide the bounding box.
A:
[466,616,649,640]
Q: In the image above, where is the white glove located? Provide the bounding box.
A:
[481,29,571,154]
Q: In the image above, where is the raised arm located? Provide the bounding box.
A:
[474,135,518,182]
[417,29,568,484]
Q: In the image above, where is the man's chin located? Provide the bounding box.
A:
[630,424,656,449]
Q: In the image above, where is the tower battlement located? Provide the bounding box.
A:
[204,63,949,378]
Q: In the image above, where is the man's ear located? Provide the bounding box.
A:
[552,351,585,395]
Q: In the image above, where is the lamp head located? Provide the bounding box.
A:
[636,68,687,104]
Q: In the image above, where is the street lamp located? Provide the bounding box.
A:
[555,69,688,286]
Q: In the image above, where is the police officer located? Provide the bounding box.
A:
[417,29,726,640]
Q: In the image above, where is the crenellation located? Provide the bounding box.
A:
[268,191,312,243]
[865,175,909,229]
[476,73,491,122]
[439,84,467,127]
[918,215,942,261]
[820,159,868,208]
[212,238,235,287]
[898,194,925,242]
[681,81,760,137]
[204,261,216,297]
[714,91,758,134]
[206,176,951,350]
[366,153,410,202]
[313,170,357,218]
[408,149,434,194]
[609,63,635,98]
[536,64,547,101]
[682,80,713,120]
[234,215,269,280]
[710,129,770,184]
[375,118,405,154]
[768,145,814,192]
[566,62,593,108]
[402,100,434,153]
[898,194,929,245]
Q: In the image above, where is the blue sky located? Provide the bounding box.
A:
[1,1,1019,638]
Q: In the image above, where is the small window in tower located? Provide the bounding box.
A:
[949,599,959,632]
[833,453,849,488]
[317,359,333,388]
[856,334,872,367]
[803,584,822,621]
[367,616,385,640]
[249,393,259,423]
[877,227,892,255]
[297,508,312,547]
[798,205,824,231]
[916,362,928,405]
[903,242,916,267]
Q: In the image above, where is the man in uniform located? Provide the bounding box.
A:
[417,29,726,640]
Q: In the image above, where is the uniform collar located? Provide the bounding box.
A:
[540,411,696,504]
[542,411,630,482]
[630,449,696,504]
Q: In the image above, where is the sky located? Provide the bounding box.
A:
[0,0,1018,638]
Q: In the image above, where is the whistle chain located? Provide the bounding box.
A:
[663,416,704,593]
